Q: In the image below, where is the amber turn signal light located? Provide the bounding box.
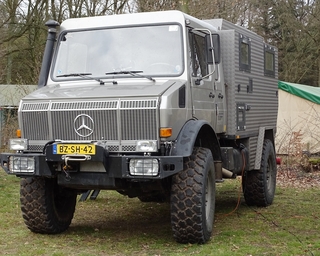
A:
[16,129,21,138]
[160,128,172,138]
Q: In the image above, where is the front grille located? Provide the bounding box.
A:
[122,145,137,152]
[21,99,159,152]
[28,145,45,151]
[51,109,118,140]
[121,109,157,140]
[21,102,50,111]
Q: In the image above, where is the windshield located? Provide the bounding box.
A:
[52,24,184,81]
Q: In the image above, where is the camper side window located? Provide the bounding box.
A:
[189,33,208,78]
[239,35,251,72]
[264,45,276,77]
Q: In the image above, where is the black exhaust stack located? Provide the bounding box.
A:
[38,20,60,88]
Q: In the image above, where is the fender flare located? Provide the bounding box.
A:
[171,119,222,161]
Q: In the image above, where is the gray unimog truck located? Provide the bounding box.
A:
[0,11,278,244]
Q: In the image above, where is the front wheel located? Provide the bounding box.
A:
[170,147,215,244]
[20,177,77,234]
[242,139,277,206]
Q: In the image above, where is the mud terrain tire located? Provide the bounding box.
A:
[20,177,77,234]
[170,147,215,244]
[242,139,277,207]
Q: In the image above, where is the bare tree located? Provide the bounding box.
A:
[1,0,320,86]
[135,0,179,12]
[0,0,131,85]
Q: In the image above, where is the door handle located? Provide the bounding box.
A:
[209,92,215,98]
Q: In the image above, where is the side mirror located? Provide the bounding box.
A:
[206,34,221,64]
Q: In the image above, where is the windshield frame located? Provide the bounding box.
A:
[50,23,185,83]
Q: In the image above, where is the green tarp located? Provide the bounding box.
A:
[278,81,320,105]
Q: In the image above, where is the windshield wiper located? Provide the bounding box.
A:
[105,70,155,82]
[57,73,106,85]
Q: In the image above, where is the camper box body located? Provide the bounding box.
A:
[205,19,278,169]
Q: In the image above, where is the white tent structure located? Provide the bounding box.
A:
[0,84,37,107]
[0,84,37,146]
[276,81,320,155]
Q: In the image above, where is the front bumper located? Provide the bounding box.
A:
[0,144,183,183]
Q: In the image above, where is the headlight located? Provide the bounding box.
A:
[129,158,159,176]
[9,156,35,174]
[136,140,157,152]
[9,139,28,151]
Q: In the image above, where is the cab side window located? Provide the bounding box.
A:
[189,32,208,77]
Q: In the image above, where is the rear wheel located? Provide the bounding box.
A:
[20,177,77,234]
[170,147,215,244]
[242,139,277,206]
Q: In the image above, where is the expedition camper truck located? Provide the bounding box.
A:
[0,11,278,244]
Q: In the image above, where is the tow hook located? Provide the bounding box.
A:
[62,154,92,162]
[62,164,72,181]
[61,154,92,181]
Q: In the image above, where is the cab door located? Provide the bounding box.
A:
[189,30,217,127]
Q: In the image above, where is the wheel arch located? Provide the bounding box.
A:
[265,128,276,148]
[171,119,222,162]
[254,127,276,170]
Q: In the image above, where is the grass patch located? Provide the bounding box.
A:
[0,171,319,256]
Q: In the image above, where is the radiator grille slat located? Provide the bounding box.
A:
[51,110,118,140]
[22,112,49,140]
[52,101,118,110]
[22,103,49,111]
[21,99,159,152]
[121,109,157,140]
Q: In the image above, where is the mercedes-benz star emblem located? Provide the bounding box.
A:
[74,114,94,137]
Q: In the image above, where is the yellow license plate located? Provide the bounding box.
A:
[53,144,96,155]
